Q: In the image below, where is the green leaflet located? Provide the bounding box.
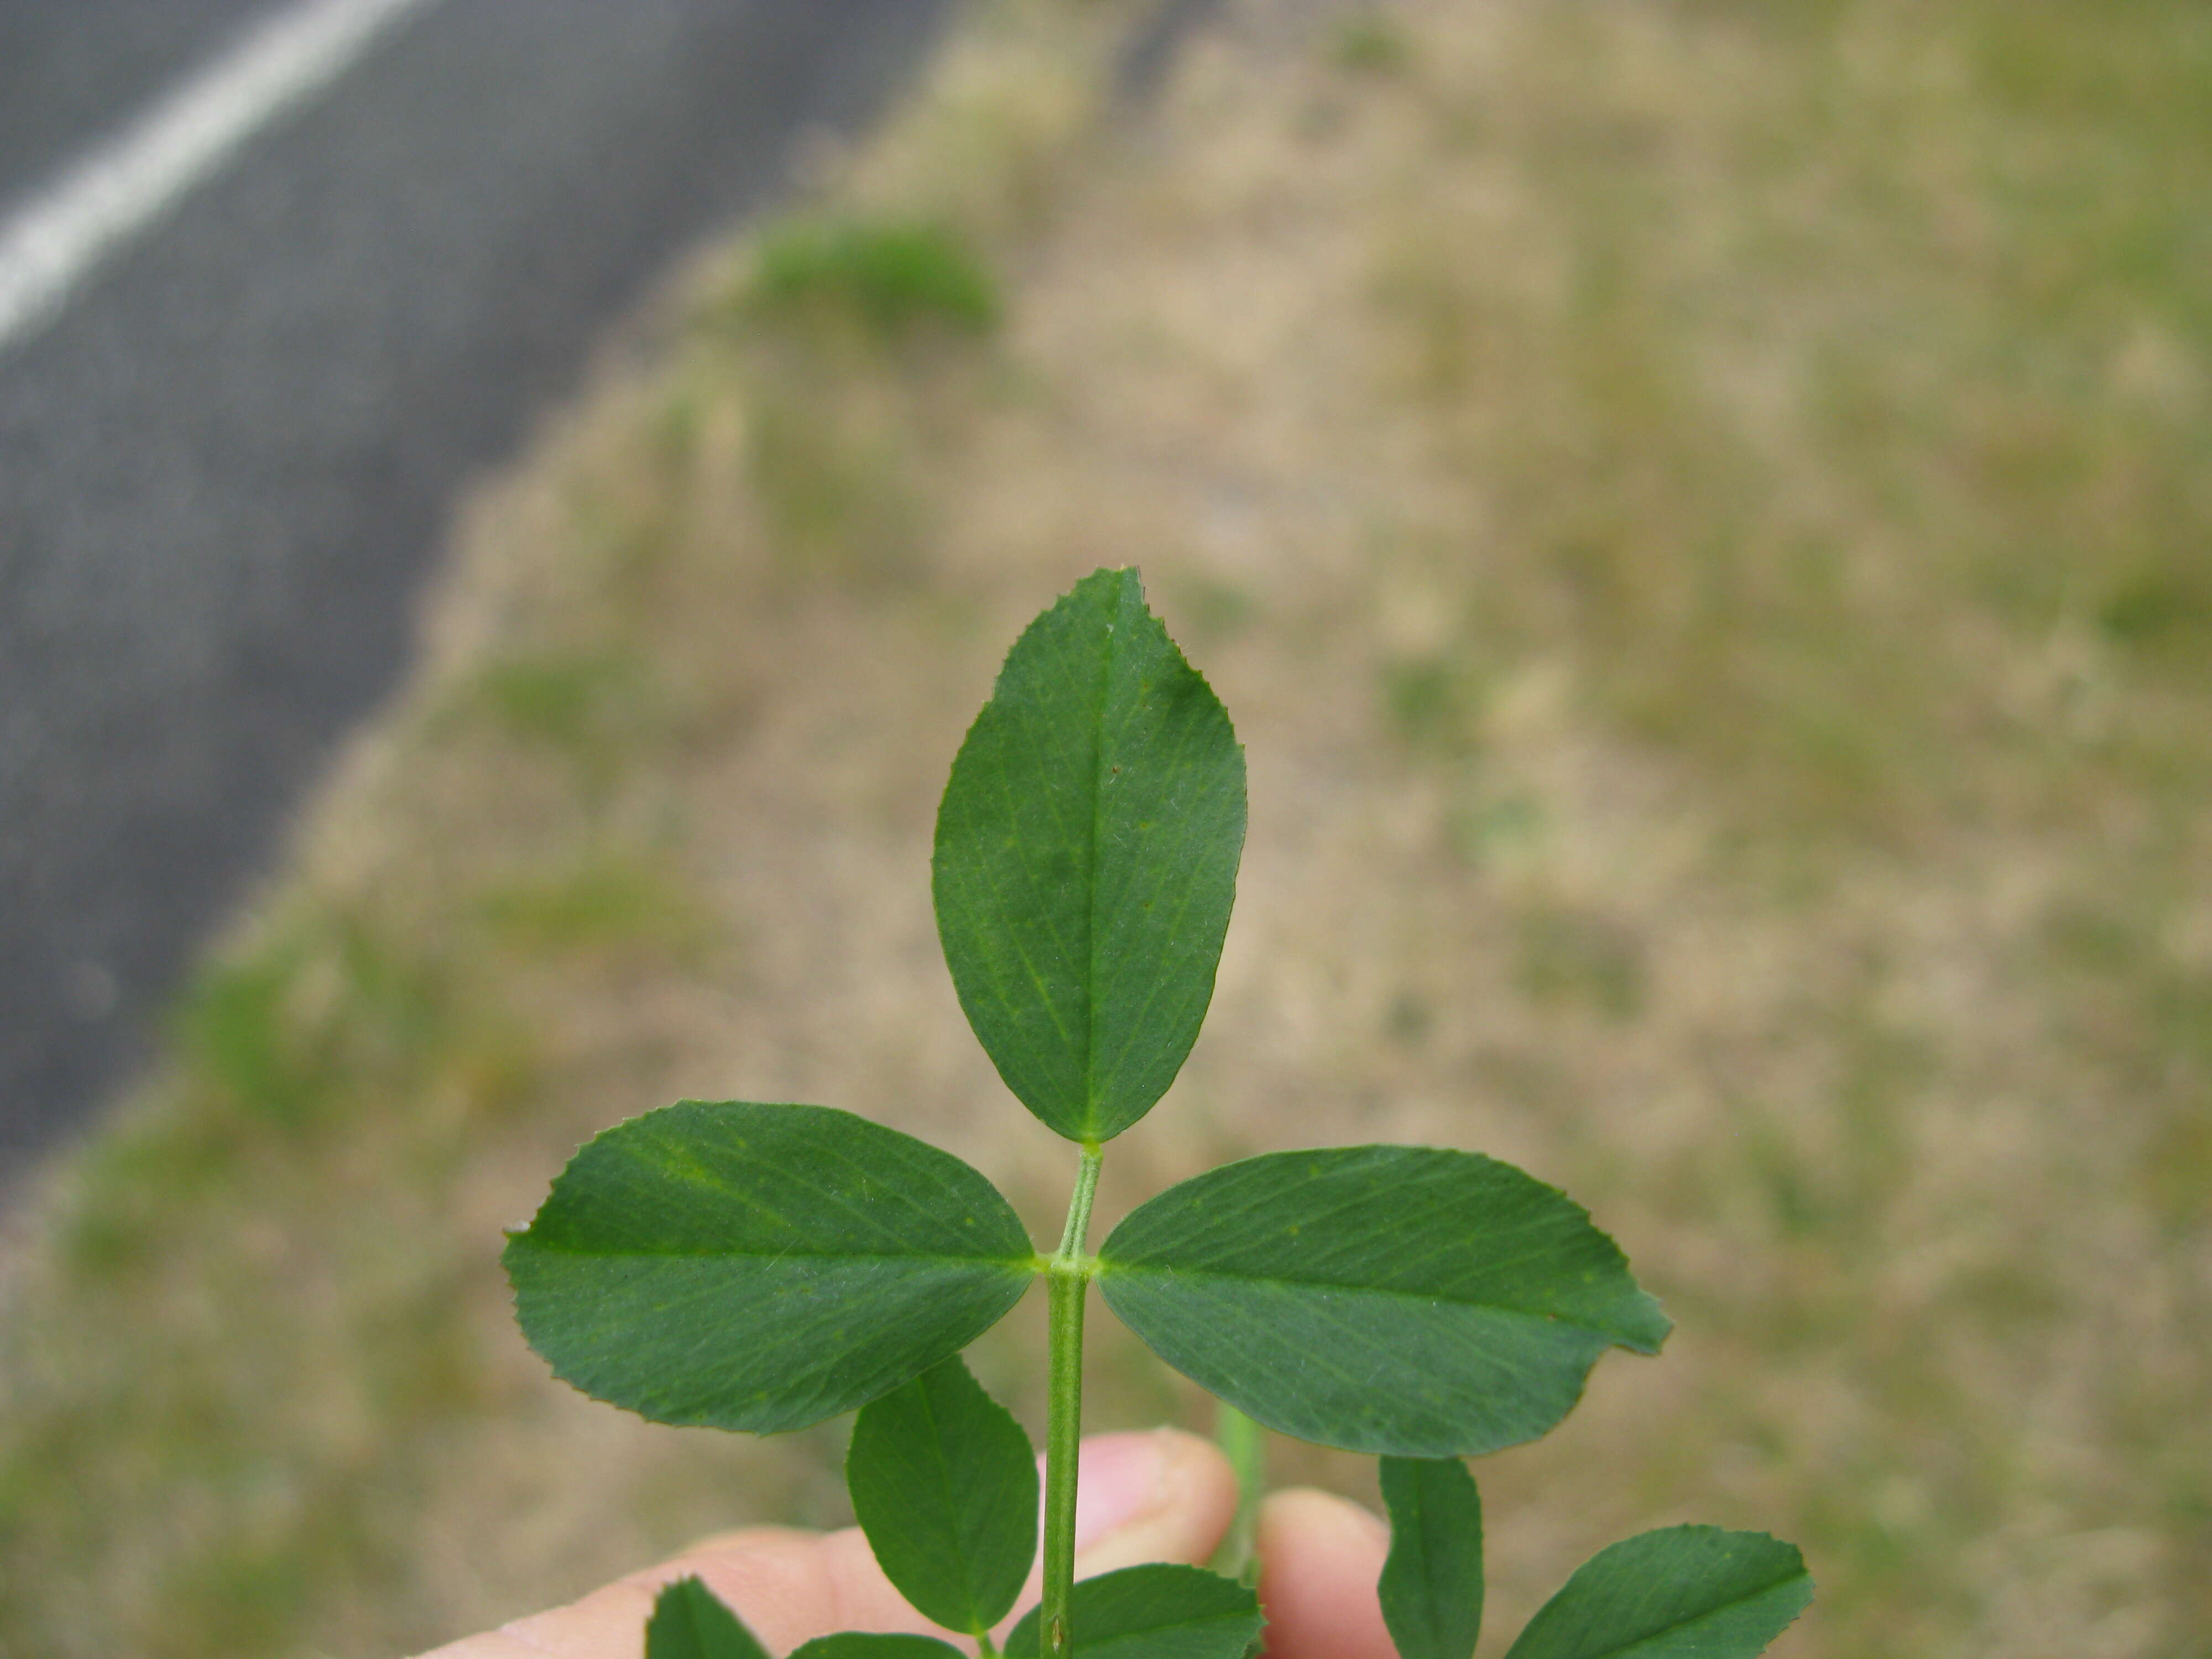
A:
[645,1578,771,1659]
[789,1637,967,1659]
[505,1101,1036,1433]
[1379,1458,1485,1659]
[1096,1146,1670,1456]
[932,567,1246,1145]
[847,1354,1039,1635]
[1503,1528,1813,1659]
[1003,1564,1262,1659]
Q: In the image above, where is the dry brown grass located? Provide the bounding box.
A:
[4,1,2209,1656]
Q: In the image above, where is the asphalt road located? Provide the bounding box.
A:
[0,0,951,1165]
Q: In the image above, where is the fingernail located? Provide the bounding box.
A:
[1071,1431,1172,1550]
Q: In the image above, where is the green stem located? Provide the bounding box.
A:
[1209,1403,1265,1586]
[1042,1145,1103,1659]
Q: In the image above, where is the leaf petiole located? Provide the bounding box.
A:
[1041,1145,1103,1659]
[1053,1145,1103,1264]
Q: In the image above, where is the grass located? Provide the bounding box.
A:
[723,220,1003,581]
[747,218,1001,340]
[3,0,2209,1655]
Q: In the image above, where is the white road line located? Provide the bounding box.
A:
[0,0,445,354]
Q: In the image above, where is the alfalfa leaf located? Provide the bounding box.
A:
[789,1637,967,1659]
[1003,1563,1262,1659]
[933,567,1245,1145]
[506,1101,1035,1433]
[1097,1146,1669,1456]
[645,1578,771,1659]
[848,1353,1038,1634]
[1502,1527,1813,1659]
[1379,1457,1485,1659]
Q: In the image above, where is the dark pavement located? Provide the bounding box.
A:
[0,0,951,1166]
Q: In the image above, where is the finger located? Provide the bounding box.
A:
[1254,1488,1396,1659]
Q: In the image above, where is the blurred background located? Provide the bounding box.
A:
[2,1,2207,1655]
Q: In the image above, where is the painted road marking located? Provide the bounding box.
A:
[0,0,445,354]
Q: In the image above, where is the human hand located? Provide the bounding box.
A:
[418,1428,1392,1659]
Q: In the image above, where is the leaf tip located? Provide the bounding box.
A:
[1623,1291,1673,1354]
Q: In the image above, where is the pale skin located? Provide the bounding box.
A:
[419,1430,1395,1659]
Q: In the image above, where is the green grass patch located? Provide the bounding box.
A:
[746,218,1000,342]
[477,851,716,963]
[1329,14,1412,75]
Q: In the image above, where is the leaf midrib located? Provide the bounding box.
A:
[977,693,1082,1066]
[1087,657,1217,1134]
[1079,586,1120,1140]
[519,1239,1039,1267]
[1099,1259,1631,1334]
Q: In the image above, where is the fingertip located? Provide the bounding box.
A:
[1255,1488,1395,1659]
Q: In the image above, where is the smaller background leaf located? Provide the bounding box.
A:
[790,1636,966,1659]
[646,1577,770,1659]
[1379,1457,1484,1659]
[1003,1563,1261,1659]
[1503,1527,1813,1659]
[848,1353,1038,1634]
